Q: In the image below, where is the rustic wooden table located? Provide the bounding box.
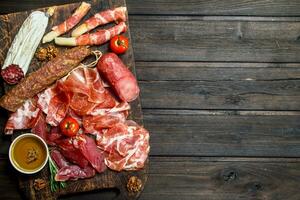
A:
[0,0,300,200]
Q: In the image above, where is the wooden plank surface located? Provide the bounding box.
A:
[139,80,300,110]
[130,16,300,62]
[144,109,300,157]
[1,157,300,200]
[127,0,300,16]
[1,0,300,16]
[140,157,300,200]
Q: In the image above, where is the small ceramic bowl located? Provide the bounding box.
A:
[9,133,49,174]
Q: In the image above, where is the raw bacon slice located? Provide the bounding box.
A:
[71,7,127,37]
[55,22,127,46]
[74,135,106,173]
[57,138,89,168]
[4,99,41,134]
[51,149,69,169]
[97,53,140,102]
[97,121,149,171]
[55,165,96,181]
[43,2,91,43]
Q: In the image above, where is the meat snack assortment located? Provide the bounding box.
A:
[0,1,150,192]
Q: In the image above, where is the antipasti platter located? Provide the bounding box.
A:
[0,0,149,199]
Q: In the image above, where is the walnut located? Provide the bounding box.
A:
[33,179,46,191]
[35,45,59,61]
[127,176,142,193]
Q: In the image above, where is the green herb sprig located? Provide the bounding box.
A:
[48,153,66,192]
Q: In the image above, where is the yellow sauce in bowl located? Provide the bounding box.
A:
[9,134,48,174]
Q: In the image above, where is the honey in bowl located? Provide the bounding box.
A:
[9,134,48,174]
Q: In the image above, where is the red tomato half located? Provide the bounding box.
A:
[59,117,79,137]
[110,35,129,54]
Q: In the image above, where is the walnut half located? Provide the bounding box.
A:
[127,176,142,193]
[33,179,46,191]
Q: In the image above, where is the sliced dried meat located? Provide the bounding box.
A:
[83,112,126,134]
[55,165,96,181]
[62,67,106,104]
[51,149,69,169]
[97,121,149,171]
[74,135,106,173]
[4,99,41,135]
[47,126,63,146]
[57,138,89,168]
[31,113,48,141]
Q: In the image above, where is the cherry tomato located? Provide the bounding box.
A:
[59,117,79,137]
[110,35,129,54]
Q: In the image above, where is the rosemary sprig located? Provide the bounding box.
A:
[48,153,66,192]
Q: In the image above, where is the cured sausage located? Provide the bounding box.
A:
[97,53,140,102]
[0,46,91,112]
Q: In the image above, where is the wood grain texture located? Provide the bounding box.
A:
[139,80,300,110]
[1,157,300,200]
[0,0,148,200]
[144,109,300,157]
[136,62,300,111]
[136,62,300,81]
[127,0,300,16]
[130,16,300,62]
[139,157,300,200]
[1,0,300,16]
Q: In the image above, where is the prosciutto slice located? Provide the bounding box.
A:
[4,99,41,135]
[96,121,150,171]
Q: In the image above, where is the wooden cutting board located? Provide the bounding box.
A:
[0,0,148,199]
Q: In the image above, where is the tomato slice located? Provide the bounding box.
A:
[110,35,129,54]
[59,117,80,137]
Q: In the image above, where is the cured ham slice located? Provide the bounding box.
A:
[83,101,130,134]
[55,22,127,46]
[31,113,48,141]
[51,149,69,169]
[51,149,96,181]
[83,112,126,134]
[47,127,63,146]
[57,138,89,168]
[97,53,140,102]
[55,165,96,181]
[97,121,150,171]
[43,2,91,43]
[38,83,71,126]
[4,99,41,134]
[74,135,106,173]
[72,7,127,37]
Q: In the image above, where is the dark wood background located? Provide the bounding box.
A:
[0,0,300,199]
